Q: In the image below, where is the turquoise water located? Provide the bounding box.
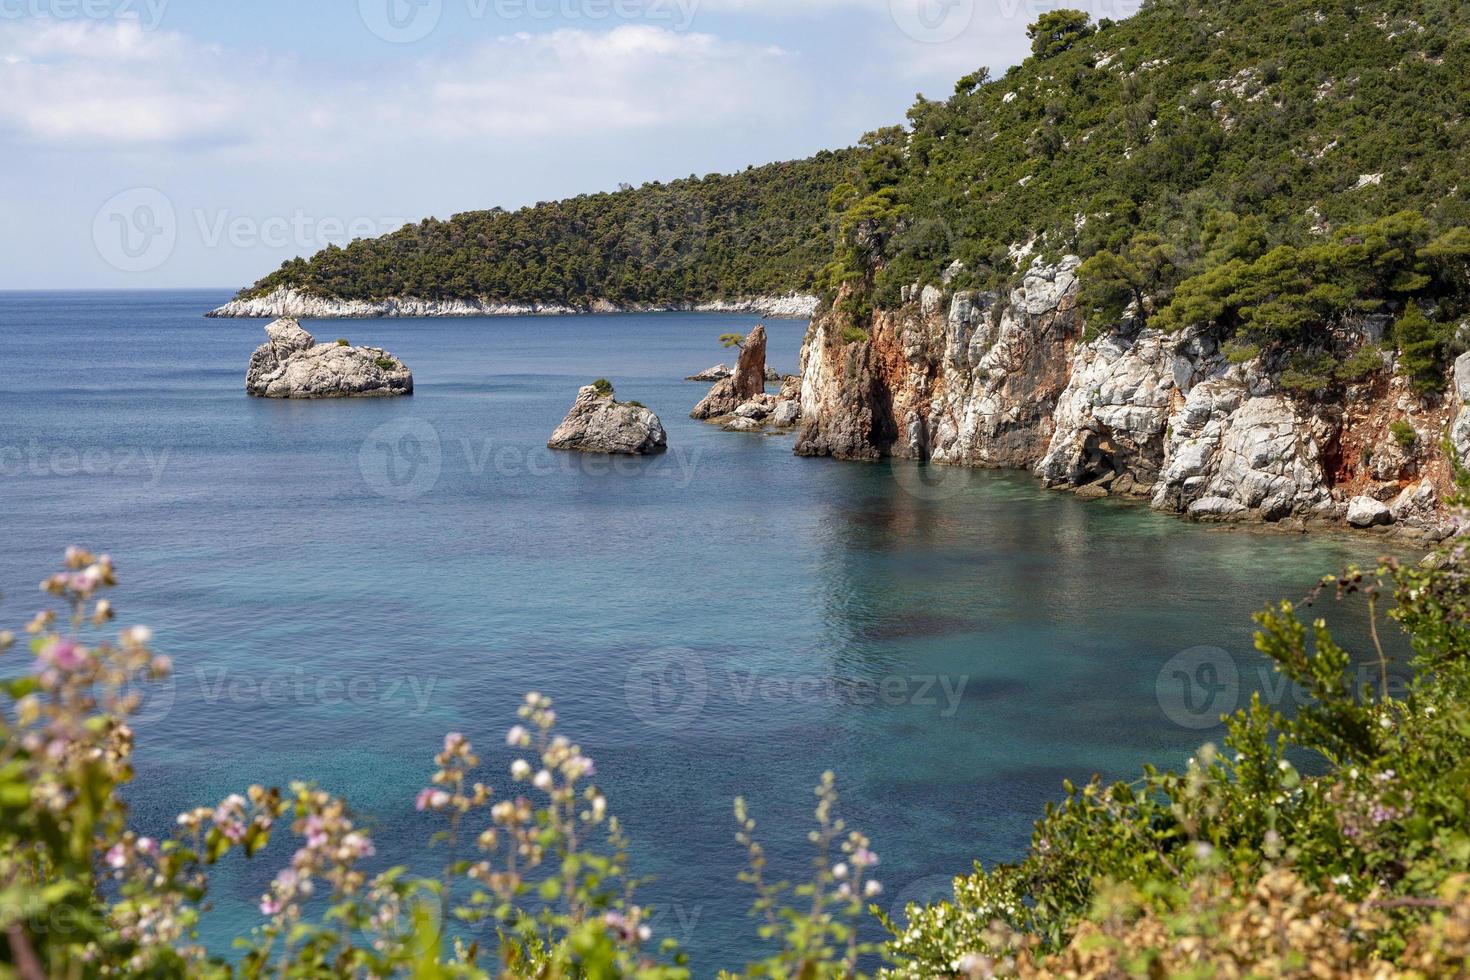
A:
[0,291,1404,969]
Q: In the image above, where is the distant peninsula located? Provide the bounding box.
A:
[212,155,849,319]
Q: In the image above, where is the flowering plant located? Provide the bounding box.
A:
[0,549,882,978]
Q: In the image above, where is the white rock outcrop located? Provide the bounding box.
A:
[547,386,667,455]
[1347,496,1393,528]
[245,319,412,399]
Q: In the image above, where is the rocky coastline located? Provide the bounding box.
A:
[794,256,1469,541]
[208,287,819,320]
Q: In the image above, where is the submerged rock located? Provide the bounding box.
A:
[245,318,412,399]
[692,325,767,420]
[548,384,667,455]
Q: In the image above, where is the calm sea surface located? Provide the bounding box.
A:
[0,290,1403,969]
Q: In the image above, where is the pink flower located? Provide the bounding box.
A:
[415,788,450,811]
[444,732,466,753]
[105,844,127,869]
[343,832,375,858]
[43,640,86,671]
[506,725,528,746]
[304,815,327,848]
[259,897,283,916]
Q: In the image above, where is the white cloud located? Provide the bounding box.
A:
[0,19,246,145]
[420,26,797,136]
[0,18,804,150]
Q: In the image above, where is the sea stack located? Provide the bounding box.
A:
[548,383,668,455]
[691,324,767,420]
[245,318,413,398]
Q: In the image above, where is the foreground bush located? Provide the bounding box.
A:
[3,524,1470,976]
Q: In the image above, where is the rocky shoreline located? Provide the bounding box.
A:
[207,287,819,320]
[794,256,1469,542]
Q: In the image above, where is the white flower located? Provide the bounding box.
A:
[831,862,849,880]
[533,770,553,792]
[864,880,883,897]
[510,759,532,781]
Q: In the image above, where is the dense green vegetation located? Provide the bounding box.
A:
[823,0,1470,383]
[235,155,853,307]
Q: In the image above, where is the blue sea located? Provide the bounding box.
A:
[0,290,1404,970]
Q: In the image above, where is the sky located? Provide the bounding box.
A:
[0,0,1142,290]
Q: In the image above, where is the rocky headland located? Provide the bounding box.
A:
[548,383,668,455]
[245,319,413,399]
[794,256,1466,541]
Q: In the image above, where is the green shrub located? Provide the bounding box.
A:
[374,357,397,371]
[1223,341,1261,365]
[1390,420,1418,448]
[1337,344,1387,384]
[591,378,614,397]
[336,338,350,347]
[1395,302,1449,396]
[840,325,870,344]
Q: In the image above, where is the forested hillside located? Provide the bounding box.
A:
[827,0,1470,381]
[233,153,854,308]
